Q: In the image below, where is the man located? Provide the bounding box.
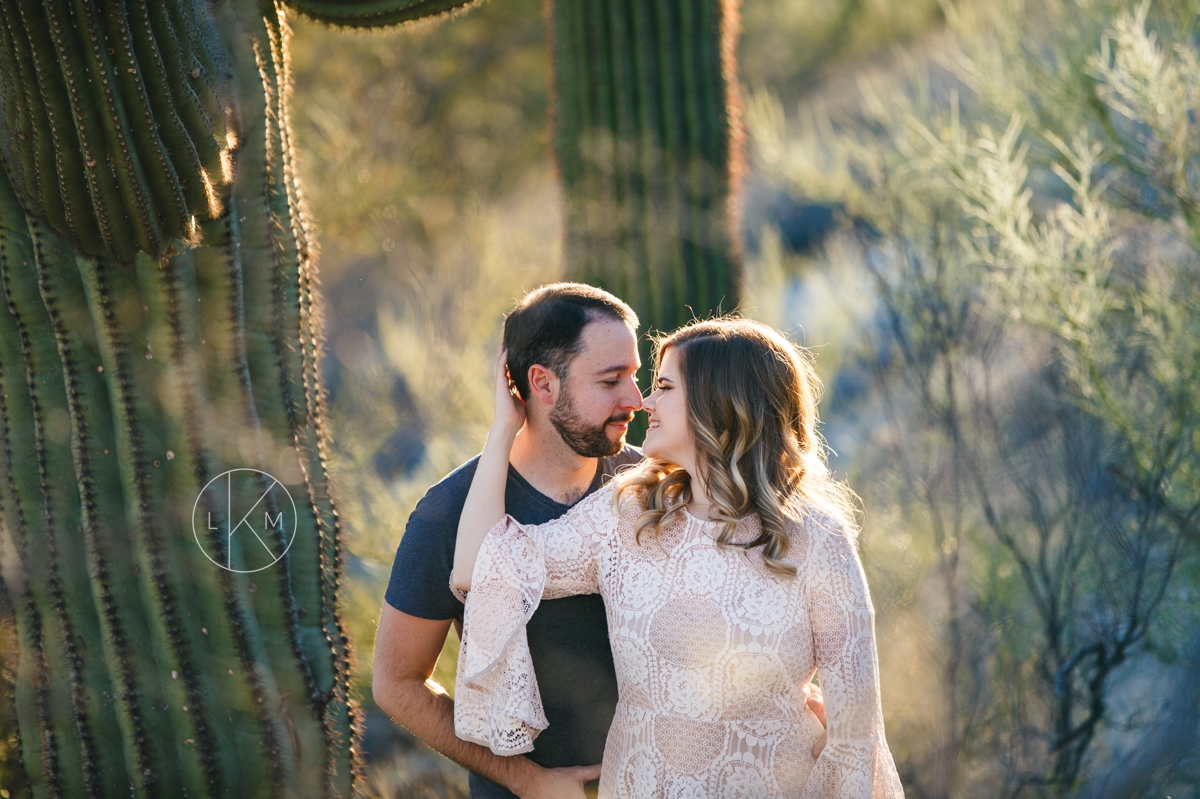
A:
[374,283,643,798]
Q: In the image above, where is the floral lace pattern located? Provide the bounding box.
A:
[454,484,905,798]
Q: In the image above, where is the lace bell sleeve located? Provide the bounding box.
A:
[452,483,619,755]
[800,512,905,799]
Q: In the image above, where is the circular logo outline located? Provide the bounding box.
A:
[192,468,298,573]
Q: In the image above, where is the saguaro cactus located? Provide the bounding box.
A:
[550,0,744,348]
[0,1,476,797]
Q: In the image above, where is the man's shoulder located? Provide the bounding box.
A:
[603,444,643,478]
[387,455,482,620]
[406,455,481,528]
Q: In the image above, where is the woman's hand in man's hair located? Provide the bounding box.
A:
[494,348,527,436]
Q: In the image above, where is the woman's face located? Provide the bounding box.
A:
[641,347,694,470]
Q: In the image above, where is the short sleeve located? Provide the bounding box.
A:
[453,484,619,755]
[799,511,905,798]
[384,463,476,620]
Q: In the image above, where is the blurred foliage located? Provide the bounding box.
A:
[0,591,23,798]
[358,748,469,799]
[740,0,944,106]
[749,0,1200,795]
[290,1,551,263]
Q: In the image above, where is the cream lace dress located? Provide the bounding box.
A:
[453,483,905,798]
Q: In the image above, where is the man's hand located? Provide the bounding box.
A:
[803,682,828,758]
[373,606,546,793]
[519,764,602,799]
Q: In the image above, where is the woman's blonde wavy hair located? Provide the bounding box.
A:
[613,317,858,577]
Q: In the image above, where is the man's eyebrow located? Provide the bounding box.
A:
[595,363,636,374]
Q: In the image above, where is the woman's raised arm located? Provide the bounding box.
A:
[451,350,526,593]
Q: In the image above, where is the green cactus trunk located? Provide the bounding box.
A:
[549,0,745,403]
[0,0,391,795]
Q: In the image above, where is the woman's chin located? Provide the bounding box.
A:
[641,435,665,461]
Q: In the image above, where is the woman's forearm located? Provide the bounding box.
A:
[451,424,519,591]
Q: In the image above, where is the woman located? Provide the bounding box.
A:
[451,318,904,798]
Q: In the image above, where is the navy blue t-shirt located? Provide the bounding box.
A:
[385,446,642,798]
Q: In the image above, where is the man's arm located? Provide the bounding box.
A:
[371,604,598,799]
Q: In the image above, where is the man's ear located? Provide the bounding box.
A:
[526,364,560,407]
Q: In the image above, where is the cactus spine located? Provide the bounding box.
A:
[0,0,478,795]
[550,0,745,353]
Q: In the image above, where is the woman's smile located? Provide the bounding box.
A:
[640,347,690,467]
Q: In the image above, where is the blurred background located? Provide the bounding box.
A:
[5,0,1196,797]
[293,0,1200,796]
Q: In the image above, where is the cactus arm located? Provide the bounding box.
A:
[0,0,234,264]
[42,0,143,263]
[71,0,174,261]
[151,0,235,207]
[168,0,234,144]
[281,0,483,28]
[263,15,358,784]
[609,0,643,303]
[4,0,105,258]
[235,5,358,790]
[547,0,582,227]
[103,0,192,242]
[0,14,39,227]
[269,0,342,704]
[699,0,741,312]
[216,9,317,789]
[249,0,332,712]
[128,0,216,220]
[551,0,743,396]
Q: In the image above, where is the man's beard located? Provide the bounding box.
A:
[550,386,630,458]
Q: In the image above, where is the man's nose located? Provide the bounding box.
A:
[623,380,643,411]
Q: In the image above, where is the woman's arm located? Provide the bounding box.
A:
[452,350,525,593]
[799,511,904,799]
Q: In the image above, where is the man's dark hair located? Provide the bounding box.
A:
[503,283,638,400]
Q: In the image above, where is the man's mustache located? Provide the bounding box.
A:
[606,413,635,426]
